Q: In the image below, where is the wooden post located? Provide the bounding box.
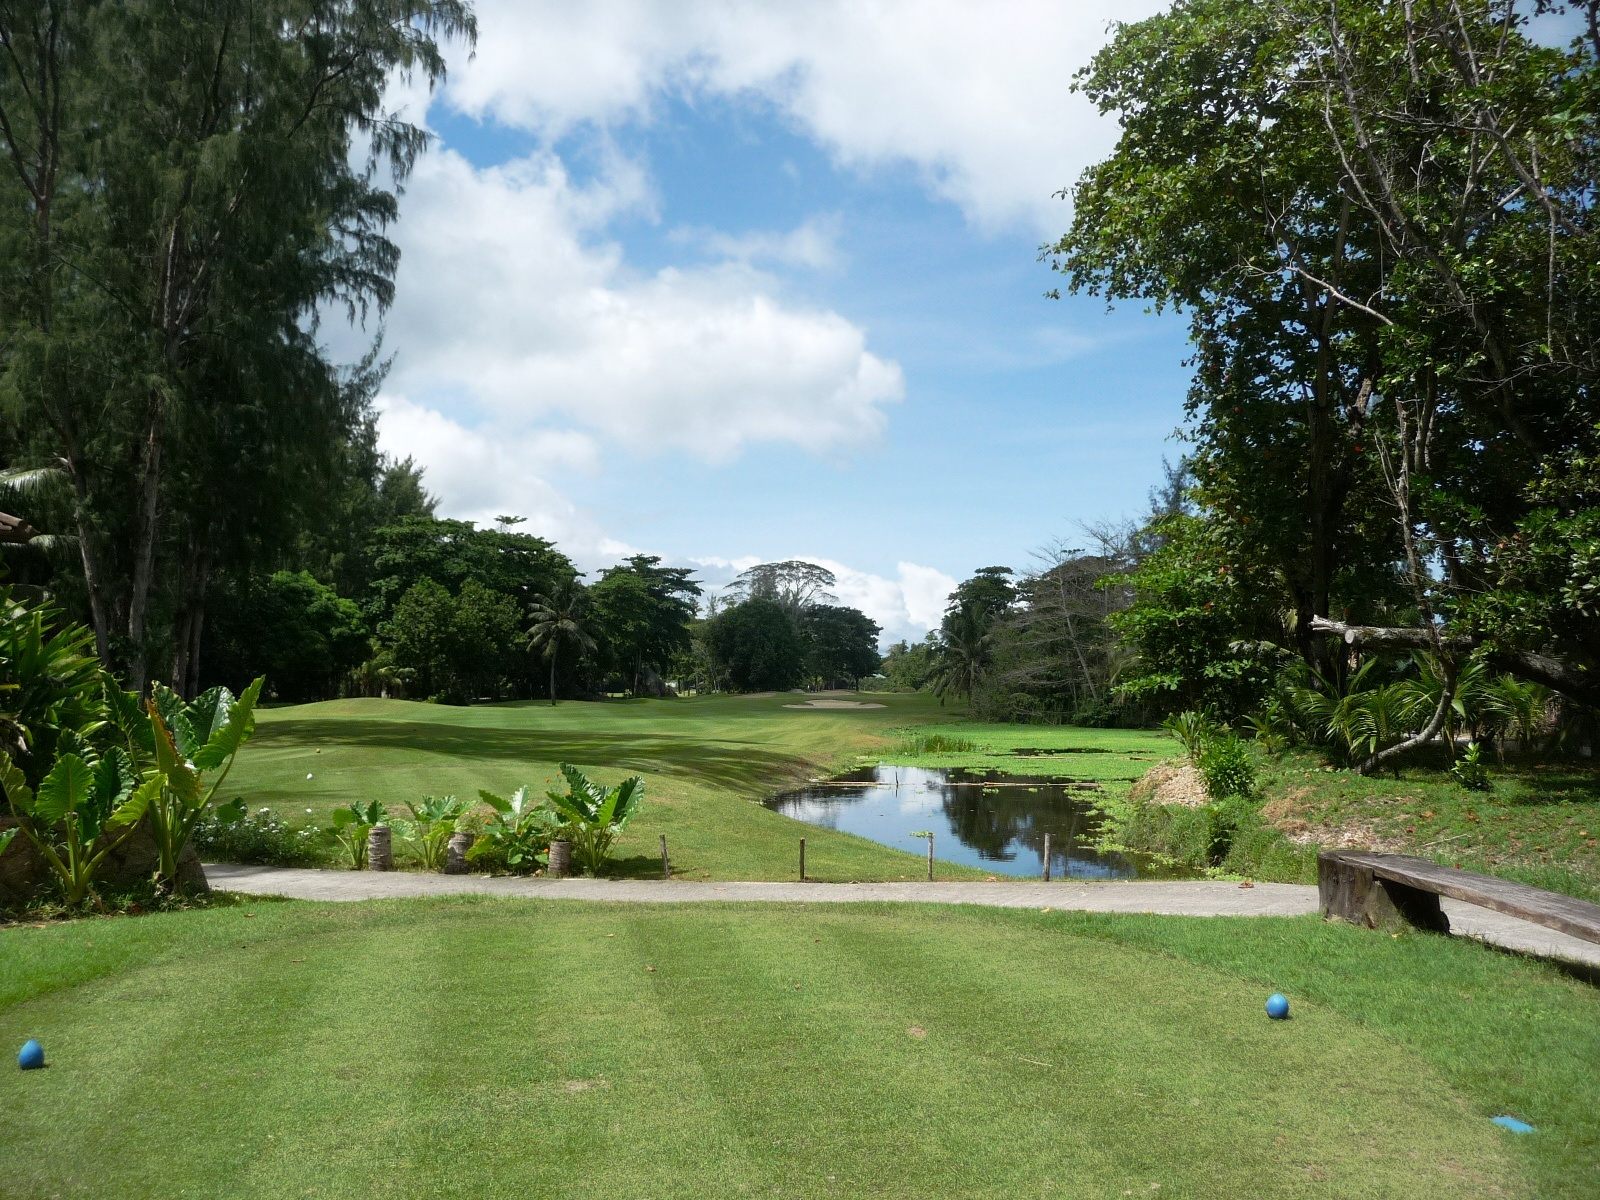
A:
[445,831,472,875]
[367,825,392,872]
[659,835,670,880]
[927,833,934,882]
[548,839,573,879]
[1042,833,1052,883]
[799,837,806,882]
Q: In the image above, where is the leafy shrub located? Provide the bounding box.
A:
[477,785,560,873]
[546,763,644,877]
[1197,733,1255,800]
[329,800,387,869]
[1161,709,1223,759]
[394,794,473,870]
[192,805,325,866]
[1451,742,1492,791]
[1203,795,1257,866]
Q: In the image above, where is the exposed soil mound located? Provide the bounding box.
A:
[1130,760,1208,807]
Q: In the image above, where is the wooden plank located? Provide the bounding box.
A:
[1324,852,1600,944]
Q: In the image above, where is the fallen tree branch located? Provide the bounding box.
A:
[1358,658,1455,776]
[1309,617,1600,707]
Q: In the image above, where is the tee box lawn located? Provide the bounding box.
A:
[2,899,1597,1198]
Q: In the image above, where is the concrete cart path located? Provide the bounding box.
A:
[205,864,1600,969]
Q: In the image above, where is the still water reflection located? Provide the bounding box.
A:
[765,765,1148,879]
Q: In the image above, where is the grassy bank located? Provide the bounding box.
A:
[4,897,1594,1197]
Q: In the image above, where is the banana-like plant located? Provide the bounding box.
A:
[105,677,265,889]
[545,763,644,877]
[0,747,162,905]
[478,786,561,871]
[395,794,472,871]
[330,799,388,870]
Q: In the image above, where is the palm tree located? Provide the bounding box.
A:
[525,580,596,706]
[929,602,992,705]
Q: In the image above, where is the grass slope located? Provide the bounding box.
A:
[230,693,988,881]
[7,899,1593,1198]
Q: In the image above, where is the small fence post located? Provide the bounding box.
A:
[659,835,671,880]
[927,833,934,882]
[1042,833,1052,883]
[445,831,472,875]
[799,837,806,882]
[367,824,392,872]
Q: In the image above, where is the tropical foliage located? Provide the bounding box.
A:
[545,763,645,877]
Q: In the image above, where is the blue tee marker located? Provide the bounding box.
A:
[18,1039,44,1070]
[1492,1116,1535,1133]
[1265,993,1290,1020]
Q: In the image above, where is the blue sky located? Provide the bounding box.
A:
[356,0,1187,639]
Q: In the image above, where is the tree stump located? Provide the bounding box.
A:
[368,825,393,872]
[548,839,573,878]
[445,831,473,875]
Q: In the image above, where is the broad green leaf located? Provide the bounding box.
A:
[89,749,137,819]
[148,706,201,806]
[213,797,246,824]
[191,676,263,770]
[35,753,92,822]
[111,775,164,828]
[152,685,201,758]
[0,750,36,814]
[479,789,511,814]
[105,682,156,757]
[185,687,232,748]
[0,827,16,857]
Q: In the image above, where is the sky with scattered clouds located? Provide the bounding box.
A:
[340,0,1189,644]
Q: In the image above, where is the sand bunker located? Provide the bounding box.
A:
[782,699,887,710]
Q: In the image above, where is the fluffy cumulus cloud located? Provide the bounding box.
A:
[379,149,901,464]
[444,0,1167,232]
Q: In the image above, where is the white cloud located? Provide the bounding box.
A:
[690,554,955,644]
[380,147,902,465]
[814,557,957,644]
[673,214,844,271]
[443,0,1168,232]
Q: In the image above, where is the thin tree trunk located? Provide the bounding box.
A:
[66,461,111,664]
[127,400,166,692]
[549,646,558,706]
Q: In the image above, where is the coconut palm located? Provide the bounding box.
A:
[929,602,993,704]
[525,580,596,706]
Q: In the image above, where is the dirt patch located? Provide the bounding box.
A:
[1261,788,1407,852]
[1130,760,1208,807]
[782,699,886,710]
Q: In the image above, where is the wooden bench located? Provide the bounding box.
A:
[1319,851,1600,944]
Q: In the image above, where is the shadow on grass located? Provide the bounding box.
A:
[253,719,803,795]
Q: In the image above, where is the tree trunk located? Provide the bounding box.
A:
[549,646,558,706]
[126,399,167,692]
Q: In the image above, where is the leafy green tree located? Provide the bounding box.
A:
[706,598,806,692]
[1049,0,1600,716]
[204,572,367,702]
[1107,515,1281,718]
[880,634,940,691]
[802,604,881,688]
[589,556,701,695]
[0,0,475,690]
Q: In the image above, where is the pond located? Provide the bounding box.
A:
[765,765,1153,879]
